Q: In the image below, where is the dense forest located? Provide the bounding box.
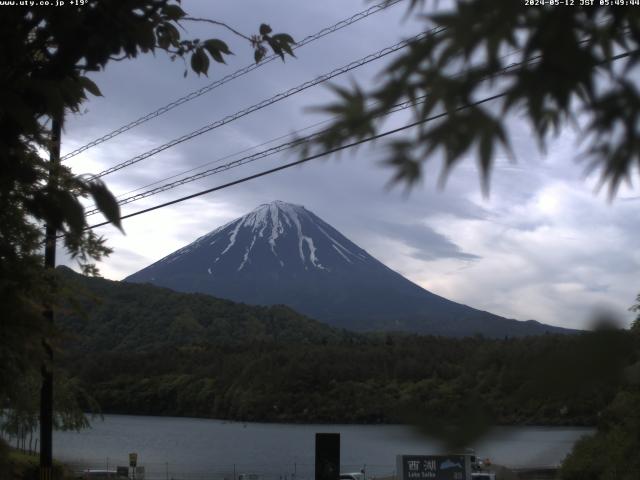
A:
[561,388,640,480]
[56,266,354,350]
[56,267,640,428]
[61,333,638,426]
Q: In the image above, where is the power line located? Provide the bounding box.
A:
[85,92,507,231]
[81,37,543,209]
[60,0,406,161]
[84,96,425,216]
[79,49,639,231]
[87,93,421,210]
[86,46,546,213]
[90,26,446,180]
[84,47,545,214]
[85,137,304,216]
[111,115,336,201]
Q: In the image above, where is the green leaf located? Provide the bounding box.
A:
[267,38,284,61]
[157,28,171,50]
[204,38,231,55]
[58,191,86,235]
[190,48,209,75]
[254,46,266,64]
[88,180,123,232]
[203,39,230,64]
[383,141,421,188]
[77,76,102,97]
[259,23,272,36]
[271,34,296,59]
[163,4,185,21]
[478,133,493,194]
[135,23,157,53]
[165,23,180,44]
[207,49,225,64]
[272,33,295,45]
[281,43,294,57]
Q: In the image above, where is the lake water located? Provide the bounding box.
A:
[51,414,592,480]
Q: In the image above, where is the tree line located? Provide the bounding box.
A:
[60,329,639,427]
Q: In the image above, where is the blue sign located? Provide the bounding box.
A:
[396,455,469,480]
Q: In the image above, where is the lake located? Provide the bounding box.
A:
[50,414,592,480]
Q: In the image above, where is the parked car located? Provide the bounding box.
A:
[340,472,364,480]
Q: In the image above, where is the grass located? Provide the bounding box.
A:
[4,447,73,480]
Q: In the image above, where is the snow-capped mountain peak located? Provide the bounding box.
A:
[147,201,369,277]
[125,201,572,337]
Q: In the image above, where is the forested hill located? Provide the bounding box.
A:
[61,332,638,427]
[56,267,637,427]
[125,201,573,337]
[56,266,354,351]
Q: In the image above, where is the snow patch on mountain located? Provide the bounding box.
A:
[238,235,257,271]
[221,219,243,256]
[332,244,352,263]
[158,221,231,265]
[212,200,336,271]
[316,224,362,262]
[150,200,372,276]
[125,200,572,338]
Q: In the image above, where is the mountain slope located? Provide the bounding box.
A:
[57,266,351,351]
[125,201,572,337]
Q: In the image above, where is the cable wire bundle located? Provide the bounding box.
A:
[61,0,406,161]
[90,26,446,180]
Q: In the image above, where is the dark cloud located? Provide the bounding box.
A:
[373,221,481,261]
[56,0,640,328]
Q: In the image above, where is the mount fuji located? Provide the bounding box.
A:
[125,201,570,337]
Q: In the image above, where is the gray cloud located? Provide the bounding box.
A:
[372,221,481,261]
[56,0,640,329]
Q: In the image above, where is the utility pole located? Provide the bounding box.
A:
[40,112,61,480]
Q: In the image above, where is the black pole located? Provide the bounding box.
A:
[40,113,61,480]
[315,433,340,480]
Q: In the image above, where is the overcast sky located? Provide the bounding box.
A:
[60,0,640,330]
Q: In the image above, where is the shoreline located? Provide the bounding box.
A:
[81,410,598,429]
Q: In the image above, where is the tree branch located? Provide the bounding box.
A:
[182,17,251,42]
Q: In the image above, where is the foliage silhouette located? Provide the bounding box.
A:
[309,1,640,196]
[0,0,293,458]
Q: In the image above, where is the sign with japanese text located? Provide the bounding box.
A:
[396,455,470,480]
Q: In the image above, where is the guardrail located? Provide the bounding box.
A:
[65,460,397,480]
